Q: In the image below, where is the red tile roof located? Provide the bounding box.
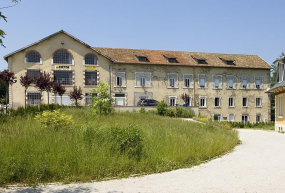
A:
[94,47,271,69]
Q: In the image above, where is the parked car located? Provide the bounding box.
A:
[137,99,158,106]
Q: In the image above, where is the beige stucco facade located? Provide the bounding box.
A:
[4,31,271,122]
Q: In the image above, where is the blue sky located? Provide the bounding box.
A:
[0,0,284,70]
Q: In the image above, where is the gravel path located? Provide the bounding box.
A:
[2,129,285,193]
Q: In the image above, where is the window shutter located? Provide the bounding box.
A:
[135,73,140,86]
[175,75,178,87]
[219,78,222,88]
[146,75,151,87]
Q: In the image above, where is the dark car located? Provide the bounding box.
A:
[137,99,158,106]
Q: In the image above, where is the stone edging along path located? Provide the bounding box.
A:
[2,129,285,193]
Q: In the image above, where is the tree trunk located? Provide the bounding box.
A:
[24,89,26,109]
[61,95,62,105]
[47,92,49,105]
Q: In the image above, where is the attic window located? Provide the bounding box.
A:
[167,58,178,63]
[197,59,207,64]
[226,60,235,65]
[137,56,149,62]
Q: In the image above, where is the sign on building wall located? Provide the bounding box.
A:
[55,65,71,70]
[85,65,97,71]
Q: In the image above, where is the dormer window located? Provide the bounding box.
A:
[167,58,178,63]
[226,60,235,65]
[197,59,207,64]
[136,56,149,62]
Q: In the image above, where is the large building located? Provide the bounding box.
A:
[267,57,285,131]
[4,30,272,122]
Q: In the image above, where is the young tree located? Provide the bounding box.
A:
[91,82,114,115]
[0,70,17,113]
[181,93,190,106]
[19,74,33,109]
[69,86,83,107]
[52,82,66,105]
[34,72,52,105]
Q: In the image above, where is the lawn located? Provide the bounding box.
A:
[0,108,239,186]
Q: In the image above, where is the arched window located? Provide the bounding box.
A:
[85,54,98,65]
[26,51,41,63]
[53,50,73,64]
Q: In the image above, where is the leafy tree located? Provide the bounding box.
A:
[34,72,53,105]
[0,0,21,47]
[0,79,6,103]
[0,69,17,113]
[52,82,66,105]
[181,93,190,105]
[69,86,83,107]
[19,74,33,109]
[91,82,114,115]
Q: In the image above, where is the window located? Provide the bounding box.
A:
[85,72,97,85]
[198,74,207,88]
[169,96,176,106]
[167,58,178,63]
[27,69,40,83]
[27,93,41,106]
[214,114,221,121]
[183,74,193,88]
[54,95,73,106]
[278,94,283,117]
[256,114,261,123]
[278,63,284,82]
[115,72,125,87]
[197,59,207,64]
[115,93,126,106]
[135,72,151,87]
[215,97,220,107]
[140,77,146,86]
[85,93,97,106]
[213,75,222,89]
[168,73,178,88]
[240,76,249,89]
[229,114,234,122]
[256,98,262,107]
[226,75,236,89]
[229,97,234,107]
[199,96,206,107]
[242,97,247,107]
[254,76,263,89]
[226,60,235,65]
[242,114,249,123]
[26,51,41,63]
[53,50,73,64]
[85,54,97,65]
[137,56,149,62]
[54,71,73,85]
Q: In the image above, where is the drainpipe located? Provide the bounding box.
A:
[109,62,114,96]
[193,66,196,106]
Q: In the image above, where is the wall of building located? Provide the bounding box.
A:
[275,92,285,131]
[112,63,271,122]
[8,33,111,108]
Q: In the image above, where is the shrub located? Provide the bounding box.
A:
[139,107,146,114]
[165,108,176,117]
[156,100,167,116]
[175,106,194,118]
[110,125,143,159]
[35,109,73,130]
[199,117,210,122]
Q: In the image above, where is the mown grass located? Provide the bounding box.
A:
[0,108,239,187]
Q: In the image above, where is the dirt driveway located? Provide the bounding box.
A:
[2,129,285,193]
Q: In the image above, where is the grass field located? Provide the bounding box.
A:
[0,108,239,186]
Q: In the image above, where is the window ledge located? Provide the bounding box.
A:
[255,106,262,108]
[114,86,126,88]
[214,106,221,108]
[25,62,42,65]
[242,106,248,108]
[198,87,208,89]
[199,107,207,109]
[213,88,222,90]
[85,85,97,88]
[227,88,236,90]
[167,87,178,89]
[183,87,193,89]
[228,106,235,108]
[135,86,152,88]
[278,116,283,118]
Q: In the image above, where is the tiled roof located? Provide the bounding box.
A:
[94,47,272,69]
[266,81,285,93]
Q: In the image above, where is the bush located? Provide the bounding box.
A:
[110,125,143,159]
[139,107,146,113]
[175,106,194,118]
[35,109,73,130]
[165,108,176,117]
[156,100,167,116]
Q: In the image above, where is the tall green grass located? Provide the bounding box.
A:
[0,108,239,186]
